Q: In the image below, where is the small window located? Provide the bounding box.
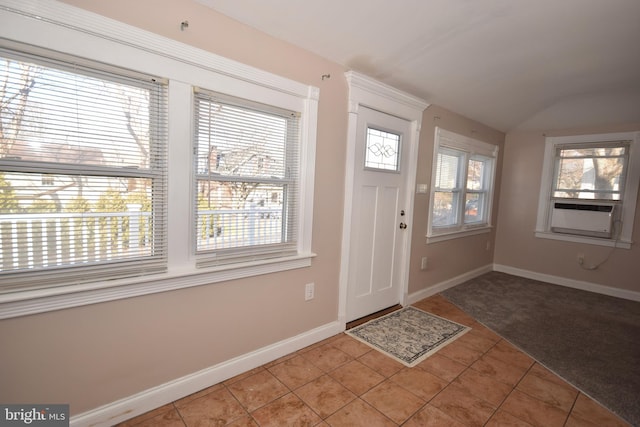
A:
[536,132,640,247]
[193,89,300,266]
[365,127,401,171]
[0,46,168,292]
[553,142,628,201]
[428,127,497,242]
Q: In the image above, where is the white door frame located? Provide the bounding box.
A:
[338,71,429,329]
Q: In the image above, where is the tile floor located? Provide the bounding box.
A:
[117,295,631,427]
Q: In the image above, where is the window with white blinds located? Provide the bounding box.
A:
[193,89,300,266]
[0,46,168,292]
[428,127,497,241]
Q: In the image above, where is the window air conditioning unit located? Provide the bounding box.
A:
[550,201,615,238]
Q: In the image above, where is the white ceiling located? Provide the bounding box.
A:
[196,0,640,132]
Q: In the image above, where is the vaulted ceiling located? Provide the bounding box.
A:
[196,0,640,132]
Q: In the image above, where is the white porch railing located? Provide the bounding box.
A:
[196,207,283,251]
[0,206,283,271]
[0,205,151,271]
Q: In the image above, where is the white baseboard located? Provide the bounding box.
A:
[493,264,640,302]
[70,321,343,427]
[407,264,493,305]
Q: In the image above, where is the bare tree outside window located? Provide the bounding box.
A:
[0,49,166,278]
[554,145,627,201]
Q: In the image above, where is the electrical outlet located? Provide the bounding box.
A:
[305,283,314,301]
[420,257,428,270]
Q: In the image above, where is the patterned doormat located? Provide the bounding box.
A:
[346,306,470,367]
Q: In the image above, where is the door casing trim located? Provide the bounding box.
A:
[339,71,429,328]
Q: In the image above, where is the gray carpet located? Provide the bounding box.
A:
[441,271,640,427]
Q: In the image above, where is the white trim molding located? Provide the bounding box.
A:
[494,264,640,302]
[408,263,640,305]
[339,71,428,327]
[407,264,493,304]
[70,320,342,427]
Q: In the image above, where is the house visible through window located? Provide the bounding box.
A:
[427,127,497,241]
[0,46,167,292]
[193,89,300,266]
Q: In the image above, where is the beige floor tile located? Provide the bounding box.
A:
[430,382,496,427]
[565,393,631,427]
[330,334,372,358]
[223,367,265,386]
[295,375,356,418]
[389,367,448,401]
[485,340,534,371]
[325,398,395,427]
[526,363,576,391]
[454,330,496,353]
[516,368,578,411]
[361,380,425,424]
[176,388,248,426]
[436,339,485,366]
[262,352,297,369]
[453,367,512,407]
[227,370,289,412]
[416,353,467,382]
[227,415,259,427]
[485,409,533,426]
[403,404,467,427]
[116,294,633,427]
[302,343,353,372]
[357,348,404,378]
[267,354,324,390]
[466,322,502,343]
[470,354,528,387]
[329,359,385,395]
[250,393,322,427]
[500,389,569,427]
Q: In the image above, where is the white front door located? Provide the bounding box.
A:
[346,106,412,322]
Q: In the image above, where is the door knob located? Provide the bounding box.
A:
[399,222,407,229]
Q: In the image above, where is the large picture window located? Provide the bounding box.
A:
[193,90,300,266]
[0,1,318,318]
[0,46,167,292]
[427,127,497,241]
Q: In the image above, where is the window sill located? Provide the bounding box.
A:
[534,231,631,249]
[427,226,492,244]
[0,252,316,320]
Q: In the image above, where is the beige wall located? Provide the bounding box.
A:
[3,0,636,420]
[0,0,348,415]
[495,123,640,292]
[408,105,505,294]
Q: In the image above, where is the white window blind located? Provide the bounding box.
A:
[193,89,300,266]
[0,45,168,292]
[553,141,629,201]
[428,127,497,240]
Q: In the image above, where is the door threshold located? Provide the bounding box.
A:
[346,304,403,330]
